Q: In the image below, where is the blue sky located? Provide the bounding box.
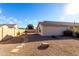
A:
[0,3,79,28]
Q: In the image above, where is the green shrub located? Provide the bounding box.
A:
[63,30,73,36]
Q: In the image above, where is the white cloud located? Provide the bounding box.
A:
[24,18,42,28]
[59,17,65,21]
[5,17,16,23]
[63,3,79,23]
[7,17,21,24]
[0,9,2,14]
[25,18,28,22]
[0,16,22,26]
[65,3,79,15]
[0,16,6,20]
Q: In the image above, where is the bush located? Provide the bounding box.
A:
[17,31,20,35]
[51,35,57,38]
[63,30,73,36]
[75,32,79,38]
[24,31,27,34]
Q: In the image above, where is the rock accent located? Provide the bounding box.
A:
[38,42,49,50]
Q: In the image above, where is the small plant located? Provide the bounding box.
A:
[24,30,27,33]
[17,31,20,35]
[75,32,79,38]
[73,26,79,38]
[63,29,73,36]
[51,35,57,38]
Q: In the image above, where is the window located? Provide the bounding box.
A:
[38,27,41,32]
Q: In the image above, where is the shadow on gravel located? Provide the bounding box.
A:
[26,34,77,42]
[0,34,79,44]
[0,35,25,44]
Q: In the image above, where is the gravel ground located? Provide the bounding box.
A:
[1,34,79,56]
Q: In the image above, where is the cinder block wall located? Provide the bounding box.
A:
[1,27,16,40]
[0,27,25,41]
[8,28,15,36]
[0,27,2,41]
[16,29,25,35]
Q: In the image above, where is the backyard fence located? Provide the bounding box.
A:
[0,27,25,41]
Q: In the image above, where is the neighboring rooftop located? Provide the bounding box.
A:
[39,21,79,26]
[0,24,17,28]
[18,28,25,29]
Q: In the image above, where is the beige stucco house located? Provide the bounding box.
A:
[37,21,79,36]
[0,24,25,41]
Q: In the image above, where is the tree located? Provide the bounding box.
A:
[27,24,34,29]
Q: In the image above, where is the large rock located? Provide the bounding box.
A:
[38,42,49,50]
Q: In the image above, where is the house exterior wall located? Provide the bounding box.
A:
[0,26,25,41]
[38,25,69,36]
